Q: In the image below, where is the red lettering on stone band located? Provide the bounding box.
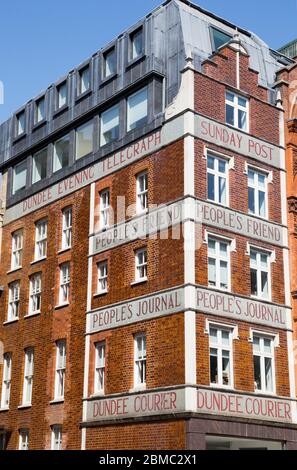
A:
[197,390,292,421]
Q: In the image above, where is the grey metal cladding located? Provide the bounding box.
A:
[0,0,291,172]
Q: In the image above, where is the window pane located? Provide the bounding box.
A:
[17,112,25,135]
[250,250,257,263]
[127,87,148,131]
[208,239,216,255]
[219,242,227,256]
[248,170,254,185]
[209,328,217,342]
[80,67,90,94]
[53,136,69,172]
[32,148,47,183]
[226,92,235,103]
[218,159,226,173]
[101,105,120,145]
[259,191,266,217]
[104,49,116,77]
[131,29,143,59]
[220,260,228,289]
[207,173,215,201]
[258,173,266,188]
[248,187,255,214]
[58,83,67,108]
[238,97,247,108]
[253,336,260,352]
[36,98,45,122]
[222,352,230,385]
[265,357,273,391]
[251,268,257,296]
[210,350,218,383]
[219,176,226,204]
[261,271,268,297]
[13,161,27,193]
[253,355,261,390]
[212,28,231,51]
[226,104,234,126]
[238,109,247,130]
[207,156,215,170]
[221,330,230,346]
[264,338,272,354]
[76,121,93,159]
[208,258,216,286]
[260,254,268,268]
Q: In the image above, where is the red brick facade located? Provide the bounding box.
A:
[0,9,297,451]
[275,62,297,397]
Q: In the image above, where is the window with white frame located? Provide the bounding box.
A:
[54,340,66,400]
[35,96,45,124]
[59,263,70,305]
[248,168,268,218]
[13,160,27,194]
[53,135,69,173]
[134,333,146,387]
[19,429,29,450]
[209,325,233,387]
[99,189,110,229]
[104,48,116,78]
[1,353,12,409]
[16,111,25,136]
[207,154,228,205]
[127,87,148,131]
[8,281,20,321]
[225,91,248,131]
[57,82,67,109]
[94,342,105,394]
[135,248,147,282]
[29,273,42,315]
[250,249,271,300]
[130,28,143,60]
[11,229,23,269]
[51,425,62,450]
[78,66,90,95]
[22,348,34,406]
[97,261,108,293]
[100,105,120,146]
[208,237,230,290]
[62,207,72,250]
[35,219,47,260]
[253,334,275,393]
[136,172,148,213]
[32,148,47,184]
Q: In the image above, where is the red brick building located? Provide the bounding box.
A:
[0,0,297,450]
[276,40,297,403]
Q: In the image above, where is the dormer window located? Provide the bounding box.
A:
[130,28,143,60]
[78,66,90,95]
[57,82,67,109]
[35,97,45,124]
[16,111,25,136]
[210,27,232,52]
[103,48,116,78]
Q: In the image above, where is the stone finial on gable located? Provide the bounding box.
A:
[226,32,249,56]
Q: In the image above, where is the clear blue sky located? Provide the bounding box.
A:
[0,0,296,124]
